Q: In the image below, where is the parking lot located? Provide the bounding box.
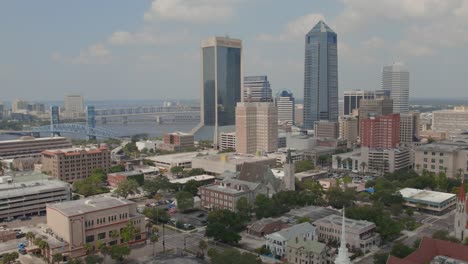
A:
[170,210,208,229]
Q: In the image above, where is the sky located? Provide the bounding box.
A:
[1,0,468,102]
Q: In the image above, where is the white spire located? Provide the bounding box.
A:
[335,207,351,264]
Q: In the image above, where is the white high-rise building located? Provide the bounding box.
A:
[382,62,409,113]
[275,90,295,126]
[64,95,84,118]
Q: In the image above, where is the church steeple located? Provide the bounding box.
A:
[335,207,351,264]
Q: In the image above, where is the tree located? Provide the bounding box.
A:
[236,197,252,222]
[326,187,356,209]
[295,160,315,173]
[297,216,311,223]
[143,177,170,197]
[66,259,83,264]
[170,166,184,175]
[373,253,389,264]
[108,245,131,263]
[183,180,201,196]
[342,174,352,189]
[2,252,19,264]
[109,164,125,173]
[390,241,415,258]
[198,240,208,255]
[208,248,260,264]
[120,222,137,243]
[206,210,243,244]
[175,191,194,211]
[114,179,140,198]
[360,161,367,173]
[52,253,63,264]
[254,194,276,219]
[188,168,205,176]
[150,232,158,256]
[85,255,103,264]
[25,231,35,246]
[143,207,170,224]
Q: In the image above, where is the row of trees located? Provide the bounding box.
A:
[72,168,109,197]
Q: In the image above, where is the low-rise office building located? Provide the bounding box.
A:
[314,214,380,251]
[159,132,194,151]
[0,173,71,221]
[414,142,468,178]
[46,196,146,259]
[146,151,212,170]
[169,174,215,186]
[399,188,456,215]
[41,146,111,183]
[432,106,468,136]
[265,222,316,259]
[0,136,72,159]
[191,153,276,176]
[247,218,290,237]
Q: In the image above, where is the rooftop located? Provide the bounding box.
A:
[147,151,213,163]
[42,146,108,156]
[0,136,69,145]
[387,237,468,264]
[108,171,143,177]
[399,188,456,203]
[266,222,314,241]
[308,20,335,34]
[0,175,69,199]
[416,142,468,153]
[194,153,275,165]
[287,238,327,254]
[170,174,215,184]
[286,205,338,221]
[314,214,376,231]
[47,196,134,217]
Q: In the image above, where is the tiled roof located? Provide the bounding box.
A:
[387,237,468,264]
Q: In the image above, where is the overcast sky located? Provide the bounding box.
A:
[1,0,468,101]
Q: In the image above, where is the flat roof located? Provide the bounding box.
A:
[47,196,135,217]
[399,188,456,203]
[0,136,68,145]
[147,151,213,163]
[170,174,215,184]
[416,143,465,153]
[0,179,69,199]
[194,153,275,165]
[314,214,376,230]
[108,171,143,177]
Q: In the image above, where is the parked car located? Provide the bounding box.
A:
[197,213,205,218]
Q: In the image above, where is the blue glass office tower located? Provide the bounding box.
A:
[303,21,338,130]
[194,36,242,145]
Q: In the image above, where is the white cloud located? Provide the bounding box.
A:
[143,0,238,23]
[335,0,463,32]
[108,30,190,46]
[397,40,436,57]
[361,37,385,49]
[256,13,325,42]
[52,43,111,65]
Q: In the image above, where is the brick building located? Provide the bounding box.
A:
[160,132,194,151]
[107,171,144,188]
[360,114,400,148]
[41,146,111,183]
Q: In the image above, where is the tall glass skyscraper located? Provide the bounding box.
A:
[243,76,272,102]
[193,36,242,144]
[303,21,338,130]
[382,62,409,113]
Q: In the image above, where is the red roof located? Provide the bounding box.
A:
[387,237,468,264]
[458,183,466,201]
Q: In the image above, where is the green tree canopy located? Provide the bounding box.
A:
[109,164,126,173]
[114,179,140,198]
[143,176,171,197]
[209,248,260,264]
[85,254,103,264]
[295,160,315,173]
[236,197,252,222]
[108,244,131,263]
[175,191,194,211]
[206,210,244,244]
[183,180,201,196]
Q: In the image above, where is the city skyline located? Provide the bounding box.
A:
[1,0,468,101]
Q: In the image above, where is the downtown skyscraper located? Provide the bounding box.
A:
[303,21,338,130]
[382,62,409,113]
[193,36,242,145]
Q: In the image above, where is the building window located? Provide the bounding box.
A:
[86,235,95,243]
[439,159,444,163]
[98,232,106,240]
[109,240,117,246]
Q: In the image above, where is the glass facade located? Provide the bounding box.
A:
[202,40,241,126]
[303,21,338,130]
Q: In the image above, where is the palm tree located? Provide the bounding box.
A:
[26,232,35,247]
[84,243,93,254]
[150,232,158,256]
[360,161,367,174]
[198,240,208,256]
